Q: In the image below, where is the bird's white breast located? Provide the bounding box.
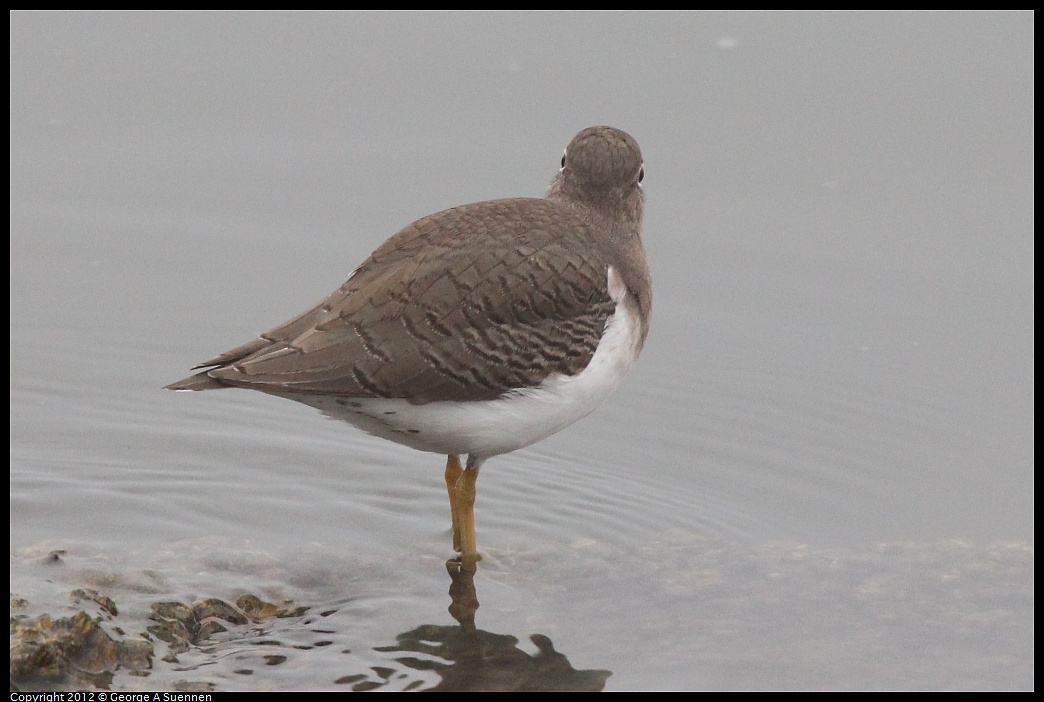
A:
[294,265,643,460]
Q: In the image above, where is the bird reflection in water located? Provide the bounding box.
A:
[362,560,612,692]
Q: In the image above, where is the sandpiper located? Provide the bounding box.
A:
[166,126,652,569]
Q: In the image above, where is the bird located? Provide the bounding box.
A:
[166,126,651,570]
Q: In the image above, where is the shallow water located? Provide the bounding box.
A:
[11,538,1033,691]
[10,11,1033,690]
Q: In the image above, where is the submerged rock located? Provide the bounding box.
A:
[10,610,153,688]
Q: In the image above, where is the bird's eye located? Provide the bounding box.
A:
[638,167,645,184]
[560,152,566,170]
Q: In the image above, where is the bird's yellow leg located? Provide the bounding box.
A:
[456,458,482,571]
[445,454,464,552]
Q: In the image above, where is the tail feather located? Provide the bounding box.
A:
[164,371,229,391]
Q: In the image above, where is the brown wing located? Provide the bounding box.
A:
[166,198,615,403]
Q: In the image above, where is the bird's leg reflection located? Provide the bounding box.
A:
[377,562,610,691]
[445,557,480,631]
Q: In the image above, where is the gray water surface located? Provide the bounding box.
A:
[10,11,1033,690]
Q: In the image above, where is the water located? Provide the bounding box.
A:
[10,11,1033,690]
